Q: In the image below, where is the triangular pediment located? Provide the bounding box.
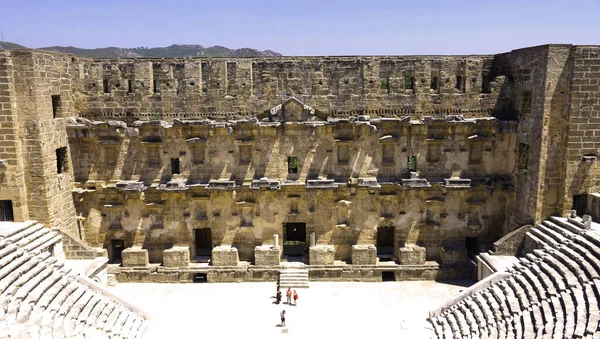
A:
[268,97,322,122]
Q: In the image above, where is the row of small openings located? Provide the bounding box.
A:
[101,79,190,94]
[286,155,419,173]
[379,75,491,94]
[380,77,415,93]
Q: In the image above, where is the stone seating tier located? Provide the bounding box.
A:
[428,215,600,338]
[0,221,148,338]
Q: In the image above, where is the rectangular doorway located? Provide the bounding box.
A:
[572,194,588,217]
[376,226,395,259]
[110,239,124,264]
[283,222,306,256]
[194,228,212,256]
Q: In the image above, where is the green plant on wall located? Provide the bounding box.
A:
[407,155,417,172]
[288,156,298,173]
[380,78,388,90]
[404,76,414,90]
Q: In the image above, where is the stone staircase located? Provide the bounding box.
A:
[279,268,309,289]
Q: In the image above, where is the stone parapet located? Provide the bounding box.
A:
[254,245,280,266]
[212,246,239,266]
[398,245,426,265]
[121,247,149,267]
[163,246,190,267]
[440,245,467,265]
[351,245,377,265]
[309,245,335,265]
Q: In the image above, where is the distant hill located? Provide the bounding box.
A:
[0,42,282,58]
[0,41,27,50]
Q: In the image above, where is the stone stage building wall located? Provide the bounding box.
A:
[1,45,599,277]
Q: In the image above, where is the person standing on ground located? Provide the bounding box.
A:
[280,310,286,327]
[286,288,292,305]
[293,290,298,306]
[276,288,282,304]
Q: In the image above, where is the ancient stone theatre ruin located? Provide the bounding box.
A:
[0,44,600,338]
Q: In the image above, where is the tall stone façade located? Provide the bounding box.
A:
[0,45,598,280]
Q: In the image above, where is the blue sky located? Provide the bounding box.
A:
[2,0,599,55]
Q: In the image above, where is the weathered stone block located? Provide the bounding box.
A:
[254,245,280,266]
[122,247,149,267]
[439,245,467,265]
[212,246,239,266]
[351,245,377,265]
[309,245,334,265]
[398,245,426,265]
[163,246,190,267]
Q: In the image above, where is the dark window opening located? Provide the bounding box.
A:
[56,147,68,174]
[430,76,439,91]
[382,271,395,282]
[455,76,464,91]
[404,76,414,90]
[0,200,14,221]
[288,156,298,174]
[193,273,207,283]
[171,158,180,174]
[109,239,124,264]
[51,95,61,119]
[572,194,588,217]
[103,79,110,93]
[128,80,134,93]
[407,155,417,172]
[465,237,479,256]
[517,143,529,170]
[482,74,490,93]
[521,90,532,115]
[153,79,160,93]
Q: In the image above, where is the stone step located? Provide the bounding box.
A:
[549,216,585,236]
[0,223,43,250]
[279,268,309,288]
[0,221,147,338]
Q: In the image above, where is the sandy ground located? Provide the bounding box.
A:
[108,280,471,339]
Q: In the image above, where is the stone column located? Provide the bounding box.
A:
[310,232,316,247]
[274,234,279,249]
